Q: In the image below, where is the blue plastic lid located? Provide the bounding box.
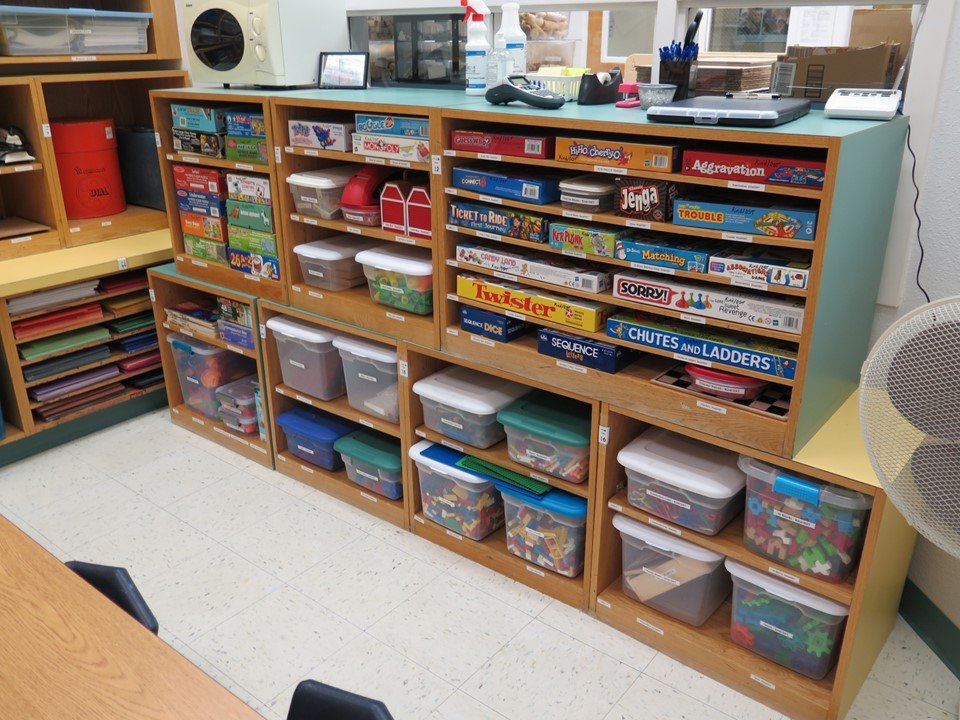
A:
[408,440,499,485]
[276,406,355,444]
[493,479,588,519]
[0,5,152,18]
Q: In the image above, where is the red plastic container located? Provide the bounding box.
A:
[51,119,126,219]
[341,165,395,226]
[685,363,769,400]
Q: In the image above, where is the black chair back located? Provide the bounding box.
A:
[287,680,394,720]
[65,561,159,635]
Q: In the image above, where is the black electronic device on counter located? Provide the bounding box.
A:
[485,75,566,110]
[577,68,622,105]
[646,96,811,127]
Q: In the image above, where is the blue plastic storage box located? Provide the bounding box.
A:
[276,406,356,471]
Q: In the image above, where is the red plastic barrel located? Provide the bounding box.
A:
[50,119,126,219]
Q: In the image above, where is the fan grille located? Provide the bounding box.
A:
[860,299,960,559]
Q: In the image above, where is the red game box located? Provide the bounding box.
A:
[406,186,432,238]
[380,181,411,234]
[451,130,554,160]
[173,164,226,195]
[681,150,826,188]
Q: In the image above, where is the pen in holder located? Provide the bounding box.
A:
[660,59,698,101]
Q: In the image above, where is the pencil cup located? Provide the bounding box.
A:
[660,60,698,100]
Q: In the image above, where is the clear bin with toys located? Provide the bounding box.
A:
[332,335,400,422]
[166,332,251,419]
[739,456,872,583]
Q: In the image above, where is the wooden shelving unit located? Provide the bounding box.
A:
[148,264,271,467]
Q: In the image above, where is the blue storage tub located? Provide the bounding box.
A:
[276,406,356,471]
[493,480,588,577]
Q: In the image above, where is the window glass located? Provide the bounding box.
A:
[604,7,658,59]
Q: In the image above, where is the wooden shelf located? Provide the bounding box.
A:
[290,212,432,248]
[29,360,163,410]
[9,282,150,322]
[0,230,62,261]
[0,53,167,66]
[173,254,286,304]
[276,450,406,526]
[413,512,584,607]
[284,145,431,172]
[448,258,803,344]
[160,322,257,359]
[446,187,816,251]
[288,282,437,348]
[165,153,271,174]
[18,324,155,367]
[0,422,27,447]
[414,424,589,498]
[64,205,168,248]
[31,383,164,431]
[446,224,807,299]
[170,403,271,468]
[13,299,151,345]
[0,162,42,176]
[23,343,159,389]
[275,383,401,438]
[443,150,824,200]
[596,582,833,720]
[607,490,854,605]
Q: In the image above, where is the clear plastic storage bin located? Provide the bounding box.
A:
[166,332,251,419]
[613,514,730,626]
[332,335,399,422]
[412,366,528,449]
[0,6,151,56]
[739,456,872,583]
[496,481,588,577]
[216,375,259,419]
[727,559,849,679]
[286,167,356,219]
[219,405,259,435]
[354,245,434,316]
[409,440,504,540]
[559,174,617,213]
[618,427,746,535]
[293,236,385,291]
[276,406,356,471]
[334,430,403,500]
[497,391,591,483]
[266,316,344,401]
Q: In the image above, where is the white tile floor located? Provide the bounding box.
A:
[1,409,957,720]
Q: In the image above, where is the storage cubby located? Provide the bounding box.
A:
[148,264,271,467]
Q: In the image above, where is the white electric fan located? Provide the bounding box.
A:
[859,297,960,560]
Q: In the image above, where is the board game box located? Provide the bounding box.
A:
[225,136,268,165]
[674,197,818,239]
[708,247,811,289]
[448,200,548,242]
[176,189,226,218]
[614,236,718,273]
[549,222,631,259]
[537,328,638,374]
[354,114,429,138]
[456,242,611,293]
[615,178,676,222]
[226,172,272,205]
[173,164,225,194]
[450,130,554,159]
[555,137,680,173]
[288,120,354,151]
[460,306,530,343]
[225,111,266,138]
[227,247,280,280]
[682,149,826,188]
[352,132,431,163]
[451,165,563,205]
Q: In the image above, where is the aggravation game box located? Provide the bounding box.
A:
[451,165,563,205]
[450,130,554,159]
[537,328,638,374]
[612,271,805,333]
[555,137,680,173]
[457,274,614,332]
[548,222,632,259]
[708,247,812,290]
[615,178,677,222]
[607,312,798,380]
[456,242,611,293]
[673,197,818,239]
[614,235,718,273]
[448,200,548,242]
[682,149,826,188]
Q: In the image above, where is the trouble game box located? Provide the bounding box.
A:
[682,149,826,188]
[674,197,818,239]
[451,130,554,159]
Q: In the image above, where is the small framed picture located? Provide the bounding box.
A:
[318,52,369,89]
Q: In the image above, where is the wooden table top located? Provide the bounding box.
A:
[0,514,263,720]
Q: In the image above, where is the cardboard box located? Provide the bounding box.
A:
[352,132,431,163]
[772,44,899,103]
[172,128,224,158]
[451,165,562,205]
[226,172,272,205]
[176,189,226,218]
[612,271,805,333]
[460,306,530,343]
[607,312,798,380]
[850,8,912,74]
[548,222,631,259]
[448,200,548,242]
[456,242,611,293]
[708,247,811,290]
[537,328,637,374]
[179,210,226,242]
[227,247,280,280]
[450,130,554,159]
[288,120,354,151]
[226,199,274,233]
[225,111,266,138]
[406,186,432,238]
[673,197,818,240]
[380,181,412,234]
[183,234,227,264]
[457,274,614,332]
[555,137,680,173]
[225,136,269,165]
[615,178,677,222]
[614,236,717,273]
[173,164,225,194]
[171,104,229,133]
[682,149,826,188]
[227,225,278,256]
[354,113,429,138]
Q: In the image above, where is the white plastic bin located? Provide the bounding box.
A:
[332,335,399,422]
[0,6,151,56]
[613,514,730,626]
[286,167,356,219]
[412,365,528,449]
[726,559,849,679]
[266,316,344,401]
[293,236,385,291]
[618,427,746,535]
[354,245,434,316]
[559,174,617,213]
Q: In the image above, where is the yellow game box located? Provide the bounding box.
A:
[555,137,680,173]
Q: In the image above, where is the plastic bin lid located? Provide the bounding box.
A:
[354,245,433,276]
[737,455,873,511]
[165,332,225,356]
[293,235,384,261]
[286,167,356,190]
[334,429,402,473]
[276,406,356,443]
[407,440,498,486]
[493,479,588,519]
[332,335,397,364]
[0,5,152,17]
[685,364,768,388]
[216,374,259,405]
[612,513,724,562]
[412,365,528,416]
[496,390,590,447]
[725,559,849,618]
[266,316,337,344]
[559,174,617,194]
[617,427,745,500]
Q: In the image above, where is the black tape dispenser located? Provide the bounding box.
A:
[577,68,622,105]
